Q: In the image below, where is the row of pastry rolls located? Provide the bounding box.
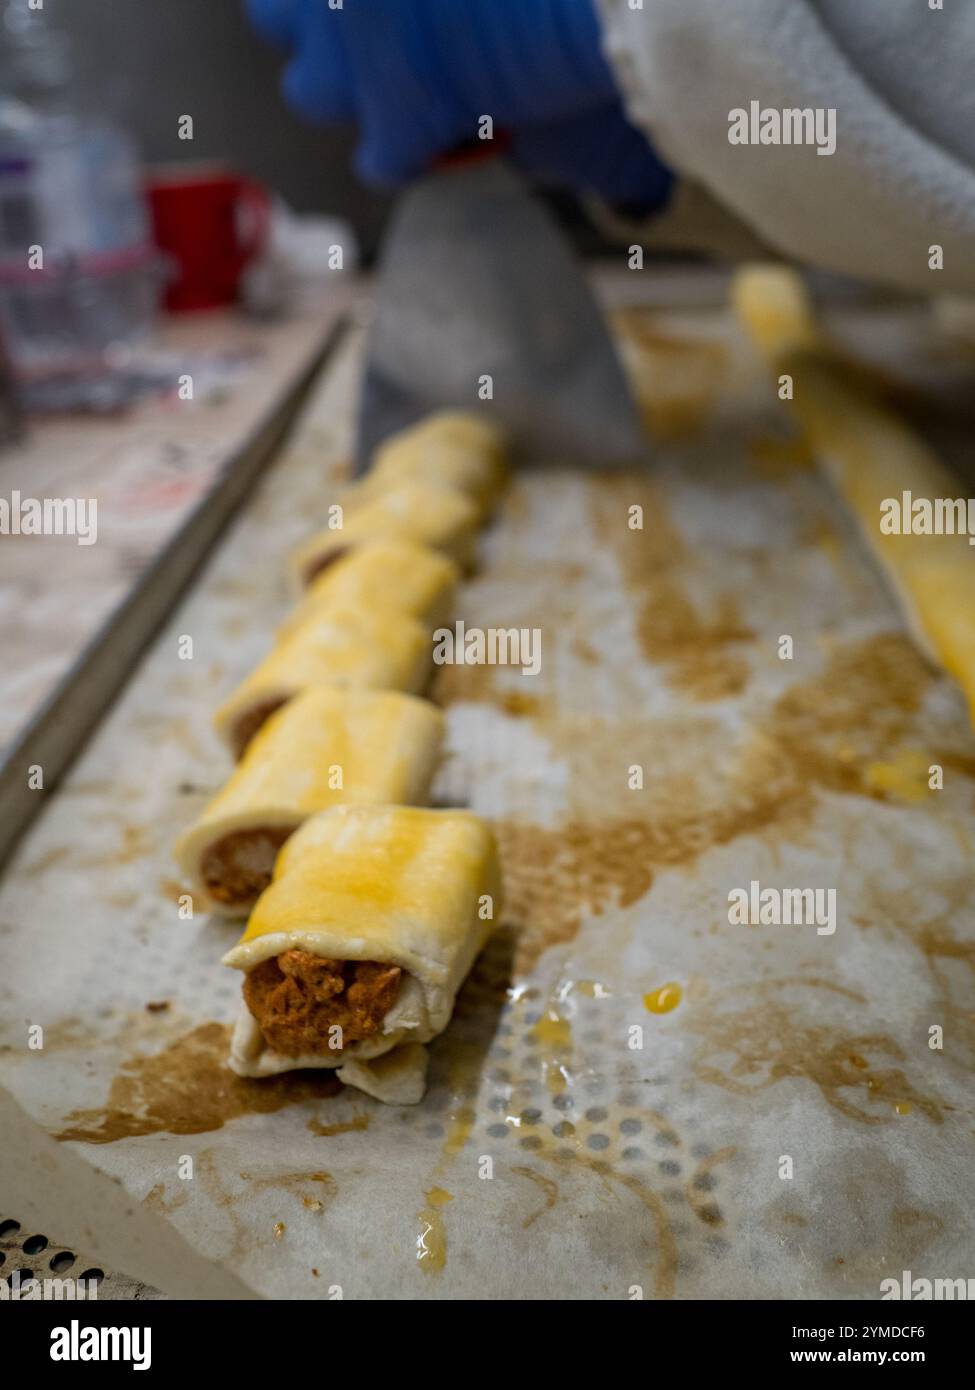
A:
[175,686,445,916]
[216,411,507,759]
[214,543,454,759]
[176,410,508,1103]
[291,411,507,586]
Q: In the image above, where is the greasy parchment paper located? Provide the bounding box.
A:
[2,310,975,1301]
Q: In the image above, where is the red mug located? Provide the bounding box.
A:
[146,164,271,312]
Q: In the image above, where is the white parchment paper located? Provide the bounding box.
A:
[2,311,974,1300]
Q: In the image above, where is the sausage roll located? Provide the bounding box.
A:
[214,604,431,757]
[175,688,445,916]
[290,480,480,589]
[278,539,458,643]
[222,805,502,1104]
[734,263,975,724]
[363,411,508,513]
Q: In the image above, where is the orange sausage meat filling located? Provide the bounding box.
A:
[301,546,349,588]
[232,698,287,759]
[243,949,403,1056]
[201,826,294,907]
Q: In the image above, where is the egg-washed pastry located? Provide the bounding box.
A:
[782,356,975,714]
[290,480,480,589]
[734,262,975,724]
[175,689,445,916]
[278,540,458,643]
[222,805,502,1104]
[214,604,431,758]
[363,411,508,512]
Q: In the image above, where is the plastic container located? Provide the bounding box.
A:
[0,3,163,383]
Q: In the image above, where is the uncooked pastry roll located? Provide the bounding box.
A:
[279,539,458,643]
[363,411,508,512]
[175,688,444,916]
[733,262,975,723]
[222,805,502,1104]
[290,480,480,589]
[214,603,432,757]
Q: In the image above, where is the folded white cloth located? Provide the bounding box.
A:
[597,0,975,292]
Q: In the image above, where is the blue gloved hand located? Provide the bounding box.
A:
[245,0,672,210]
[511,103,673,213]
[246,0,302,50]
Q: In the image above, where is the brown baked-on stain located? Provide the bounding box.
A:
[430,660,490,708]
[143,1181,187,1215]
[179,1150,337,1266]
[430,661,551,719]
[536,1154,677,1300]
[242,1169,335,1201]
[512,1166,559,1229]
[747,431,815,477]
[688,981,945,1126]
[54,1022,341,1144]
[21,845,72,875]
[430,553,587,714]
[497,630,934,970]
[854,882,975,975]
[496,689,548,718]
[612,310,728,441]
[852,878,975,1070]
[590,477,755,702]
[774,1210,809,1229]
[685,1146,738,1228]
[636,581,753,701]
[765,633,933,795]
[488,1117,677,1298]
[937,747,975,781]
[497,820,657,972]
[671,648,750,701]
[61,823,152,870]
[159,877,191,904]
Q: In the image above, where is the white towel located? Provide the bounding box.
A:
[597,0,975,292]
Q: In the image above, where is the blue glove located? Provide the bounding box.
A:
[246,0,302,50]
[511,103,673,214]
[245,0,672,209]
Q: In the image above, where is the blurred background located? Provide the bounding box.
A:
[0,0,625,427]
[53,0,393,253]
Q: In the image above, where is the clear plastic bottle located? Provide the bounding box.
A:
[0,1,163,386]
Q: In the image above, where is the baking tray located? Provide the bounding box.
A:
[0,316,348,870]
[1,303,974,1299]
